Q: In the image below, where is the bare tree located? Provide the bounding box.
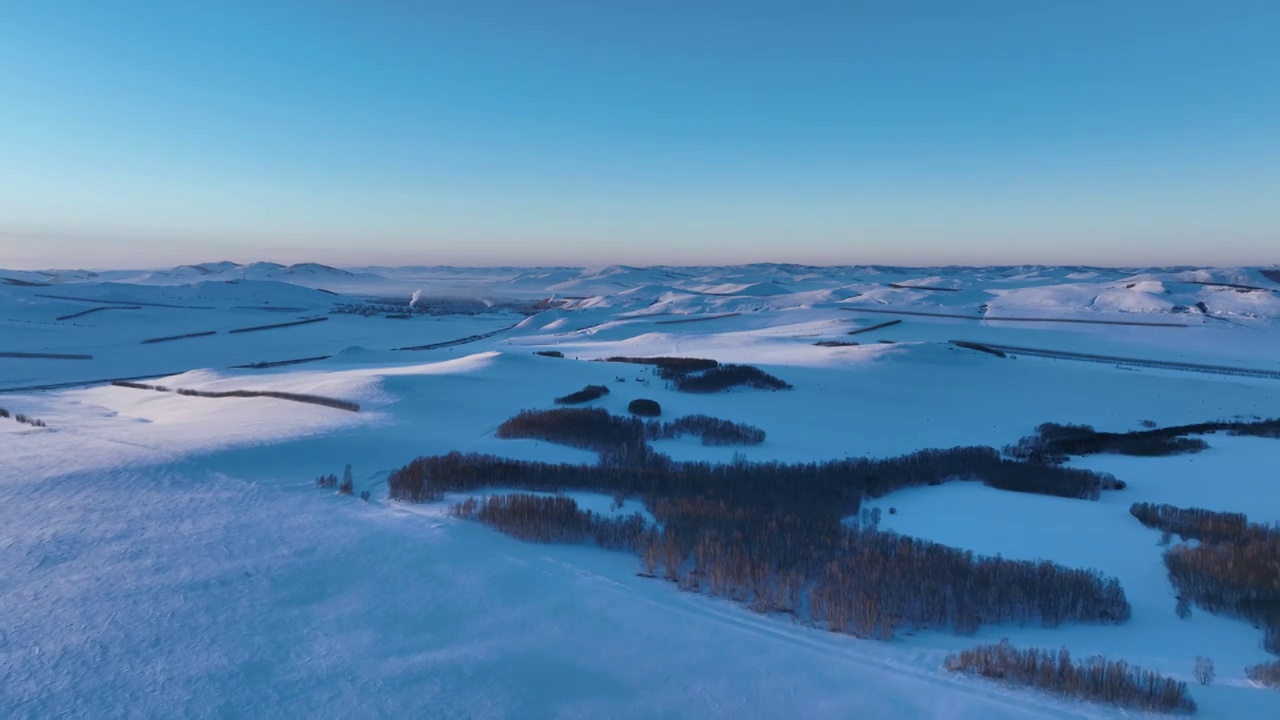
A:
[1194,656,1215,686]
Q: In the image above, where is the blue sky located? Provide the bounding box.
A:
[1,1,1277,268]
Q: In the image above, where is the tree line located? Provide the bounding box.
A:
[1005,418,1280,464]
[1155,506,1280,654]
[113,380,360,412]
[388,445,1129,641]
[603,355,792,393]
[554,384,610,404]
[657,414,766,446]
[450,493,647,549]
[1130,502,1250,545]
[0,408,47,427]
[385,409,1145,646]
[495,408,769,460]
[390,444,1119,516]
[672,364,792,393]
[604,356,718,377]
[444,490,1130,640]
[944,640,1196,714]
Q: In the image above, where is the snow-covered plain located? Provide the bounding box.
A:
[3,262,1280,718]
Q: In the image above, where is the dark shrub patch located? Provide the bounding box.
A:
[555,384,610,404]
[1005,421,1222,463]
[672,364,792,393]
[497,408,651,464]
[536,350,564,358]
[659,414,765,445]
[605,356,718,377]
[628,399,662,417]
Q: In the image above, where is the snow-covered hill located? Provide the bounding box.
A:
[2,262,1280,718]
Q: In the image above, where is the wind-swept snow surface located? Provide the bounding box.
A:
[3,263,1280,718]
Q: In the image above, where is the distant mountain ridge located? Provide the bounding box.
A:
[3,262,1278,321]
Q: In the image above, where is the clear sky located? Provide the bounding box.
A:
[1,1,1277,269]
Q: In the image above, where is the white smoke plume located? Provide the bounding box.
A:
[410,289,422,309]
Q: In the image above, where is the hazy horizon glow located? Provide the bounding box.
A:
[2,1,1278,268]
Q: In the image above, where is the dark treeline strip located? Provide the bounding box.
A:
[3,277,50,287]
[604,356,718,376]
[1158,508,1280,654]
[951,340,1007,358]
[394,412,1128,641]
[389,445,1117,520]
[451,494,648,550]
[1247,659,1280,687]
[1183,280,1270,292]
[846,319,902,336]
[230,355,331,369]
[945,640,1196,714]
[602,356,793,393]
[497,408,650,460]
[439,488,1128,638]
[673,364,792,393]
[1130,503,1250,545]
[535,350,564,358]
[497,407,763,452]
[554,384,610,404]
[1006,419,1280,464]
[140,331,218,344]
[227,317,328,334]
[394,321,521,351]
[112,381,165,390]
[814,340,860,347]
[654,414,765,446]
[111,380,359,412]
[0,408,47,427]
[0,351,94,360]
[812,523,1130,636]
[56,306,141,321]
[173,388,359,412]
